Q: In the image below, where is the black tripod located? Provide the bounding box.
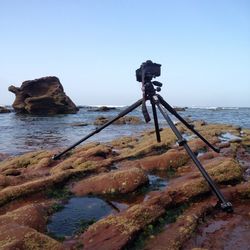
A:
[52,63,233,212]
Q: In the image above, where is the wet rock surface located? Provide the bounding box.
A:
[8,76,78,114]
[182,201,250,250]
[0,122,249,249]
[90,106,117,112]
[93,115,142,125]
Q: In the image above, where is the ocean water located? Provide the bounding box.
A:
[0,106,249,155]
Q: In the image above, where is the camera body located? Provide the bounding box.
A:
[136,60,161,82]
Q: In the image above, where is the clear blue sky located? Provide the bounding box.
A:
[0,0,249,107]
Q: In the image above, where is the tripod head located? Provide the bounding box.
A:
[136,60,163,100]
[136,60,163,125]
[143,81,163,96]
[141,80,163,124]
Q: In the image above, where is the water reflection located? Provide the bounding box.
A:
[1,113,76,155]
[47,197,114,237]
[0,109,151,155]
[1,107,249,155]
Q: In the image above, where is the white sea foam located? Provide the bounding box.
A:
[221,107,240,110]
[189,106,240,110]
[85,104,127,108]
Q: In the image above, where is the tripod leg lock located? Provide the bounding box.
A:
[177,138,187,146]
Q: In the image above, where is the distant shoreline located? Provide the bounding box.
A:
[2,104,250,109]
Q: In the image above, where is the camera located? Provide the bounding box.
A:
[136,60,161,82]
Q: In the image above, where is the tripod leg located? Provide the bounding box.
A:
[157,95,220,153]
[155,102,233,212]
[151,100,161,142]
[52,98,143,160]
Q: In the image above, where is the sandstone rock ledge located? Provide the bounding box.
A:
[0,122,249,249]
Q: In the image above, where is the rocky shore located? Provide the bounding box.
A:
[0,121,250,249]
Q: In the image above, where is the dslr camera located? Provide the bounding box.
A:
[136,60,161,82]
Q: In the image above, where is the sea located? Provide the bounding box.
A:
[0,106,249,156]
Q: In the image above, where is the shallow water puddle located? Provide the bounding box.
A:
[47,197,114,238]
[197,151,205,157]
[196,148,208,158]
[182,133,197,141]
[219,132,241,142]
[109,163,119,170]
[148,174,168,190]
[174,133,197,147]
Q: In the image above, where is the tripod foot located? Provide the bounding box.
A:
[217,201,233,213]
[52,154,60,161]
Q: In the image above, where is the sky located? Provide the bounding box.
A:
[0,0,249,107]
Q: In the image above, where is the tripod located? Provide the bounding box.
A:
[52,77,233,212]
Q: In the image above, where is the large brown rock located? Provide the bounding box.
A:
[120,149,189,171]
[0,203,62,250]
[0,204,47,232]
[71,167,148,196]
[0,223,62,250]
[8,76,78,114]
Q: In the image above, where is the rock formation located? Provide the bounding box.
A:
[8,76,79,115]
[0,122,249,249]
